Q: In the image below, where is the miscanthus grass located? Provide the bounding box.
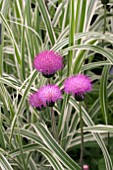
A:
[1,0,113,170]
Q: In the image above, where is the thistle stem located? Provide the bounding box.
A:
[79,102,84,170]
[48,78,51,84]
[51,108,59,143]
[103,4,107,34]
[102,4,106,46]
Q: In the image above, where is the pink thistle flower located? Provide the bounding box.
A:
[29,92,45,109]
[38,85,62,106]
[83,164,89,170]
[33,50,63,77]
[64,74,92,100]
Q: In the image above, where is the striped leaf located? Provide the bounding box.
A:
[32,123,81,170]
[0,154,13,170]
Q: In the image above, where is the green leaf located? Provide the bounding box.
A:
[70,98,113,170]
[10,70,37,142]
[37,0,56,45]
[67,0,75,76]
[32,123,81,170]
[83,125,113,133]
[0,153,13,170]
[100,66,110,124]
[10,144,64,170]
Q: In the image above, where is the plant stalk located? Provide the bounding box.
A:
[103,4,107,34]
[51,107,59,143]
[102,4,106,46]
[79,102,84,170]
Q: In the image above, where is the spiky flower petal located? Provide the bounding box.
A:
[33,50,63,76]
[64,74,92,96]
[29,92,45,109]
[38,84,62,106]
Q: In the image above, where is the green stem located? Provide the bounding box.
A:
[79,102,84,170]
[48,78,51,84]
[51,107,59,143]
[103,4,107,34]
[102,4,110,152]
[102,4,107,46]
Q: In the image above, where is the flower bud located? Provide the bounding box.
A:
[74,94,84,102]
[47,101,55,107]
[83,164,89,170]
[42,73,55,78]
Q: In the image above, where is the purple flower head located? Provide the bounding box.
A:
[33,50,63,77]
[83,165,89,170]
[64,74,92,99]
[38,84,62,106]
[29,92,46,109]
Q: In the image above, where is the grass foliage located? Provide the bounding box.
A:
[1,0,113,169]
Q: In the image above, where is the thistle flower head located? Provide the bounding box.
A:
[64,74,92,97]
[38,84,62,106]
[33,50,63,76]
[29,92,45,109]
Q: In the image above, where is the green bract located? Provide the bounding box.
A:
[101,0,109,5]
